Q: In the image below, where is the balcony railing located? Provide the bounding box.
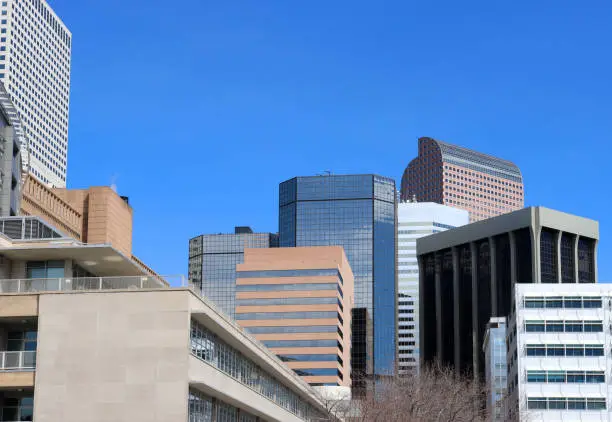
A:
[0,275,189,293]
[0,351,35,370]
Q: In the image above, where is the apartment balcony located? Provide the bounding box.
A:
[0,275,189,294]
[0,351,36,371]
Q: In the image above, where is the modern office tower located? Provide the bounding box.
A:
[400,137,524,222]
[0,0,72,187]
[483,317,507,421]
[0,82,22,216]
[235,246,353,387]
[188,227,279,318]
[506,284,612,421]
[397,201,468,374]
[0,217,329,422]
[279,174,397,386]
[417,206,599,379]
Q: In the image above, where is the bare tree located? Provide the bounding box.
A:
[321,363,491,422]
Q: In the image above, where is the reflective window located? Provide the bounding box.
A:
[246,326,338,334]
[540,229,557,283]
[190,319,327,420]
[293,368,339,377]
[236,283,337,292]
[237,269,341,280]
[261,340,338,348]
[189,390,213,422]
[525,320,604,333]
[278,354,339,362]
[236,297,338,306]
[526,370,605,384]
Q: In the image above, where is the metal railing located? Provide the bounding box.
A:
[0,351,35,370]
[0,275,189,293]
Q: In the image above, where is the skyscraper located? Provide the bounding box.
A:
[397,201,468,374]
[401,137,524,222]
[279,174,397,387]
[417,207,599,378]
[0,0,72,187]
[188,227,278,318]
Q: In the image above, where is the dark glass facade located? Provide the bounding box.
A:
[279,175,397,383]
[188,227,278,318]
[419,223,597,379]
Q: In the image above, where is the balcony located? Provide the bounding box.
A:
[0,351,35,371]
[0,275,188,293]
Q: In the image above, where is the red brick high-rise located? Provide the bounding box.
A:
[401,137,524,222]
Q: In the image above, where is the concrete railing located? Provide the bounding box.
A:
[0,275,189,293]
[0,351,35,370]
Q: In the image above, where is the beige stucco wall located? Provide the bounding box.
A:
[34,290,191,422]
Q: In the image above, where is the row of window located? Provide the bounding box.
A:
[526,344,604,357]
[525,320,603,333]
[190,320,326,421]
[261,339,340,349]
[246,325,338,334]
[189,389,258,422]
[527,397,606,411]
[526,370,605,384]
[236,297,340,307]
[237,269,342,282]
[236,283,340,293]
[524,296,603,309]
[236,311,340,321]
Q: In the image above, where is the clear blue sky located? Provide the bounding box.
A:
[53,0,610,279]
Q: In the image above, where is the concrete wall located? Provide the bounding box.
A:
[34,290,191,422]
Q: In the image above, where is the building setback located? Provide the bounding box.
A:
[417,207,599,379]
[0,216,330,422]
[279,174,397,387]
[401,137,524,222]
[507,284,612,421]
[397,201,468,374]
[188,227,278,318]
[235,246,353,387]
[1,0,72,186]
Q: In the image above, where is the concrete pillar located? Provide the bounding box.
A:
[509,231,517,285]
[452,246,460,372]
[489,237,497,316]
[418,256,426,368]
[593,239,599,283]
[434,252,443,361]
[574,235,580,283]
[470,242,479,377]
[556,231,563,283]
[530,226,541,284]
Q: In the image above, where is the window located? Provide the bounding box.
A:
[527,371,546,383]
[547,371,565,383]
[546,321,563,332]
[567,398,586,410]
[526,345,545,356]
[548,398,567,410]
[586,398,606,410]
[527,398,547,410]
[525,321,545,332]
[584,321,603,332]
[586,371,605,383]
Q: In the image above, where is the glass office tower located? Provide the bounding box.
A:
[188,227,279,318]
[279,175,397,387]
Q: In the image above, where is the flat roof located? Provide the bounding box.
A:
[418,206,599,255]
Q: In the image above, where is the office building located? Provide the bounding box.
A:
[397,201,468,374]
[507,284,612,421]
[0,82,22,216]
[188,227,279,318]
[279,174,397,386]
[1,0,72,187]
[400,137,524,222]
[417,206,599,378]
[235,246,353,387]
[483,317,507,421]
[0,217,329,422]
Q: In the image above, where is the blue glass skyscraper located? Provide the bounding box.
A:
[279,174,397,387]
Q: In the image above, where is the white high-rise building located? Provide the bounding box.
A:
[507,284,612,421]
[397,201,468,374]
[0,0,71,187]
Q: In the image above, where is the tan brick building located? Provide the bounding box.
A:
[20,173,133,256]
[236,246,353,387]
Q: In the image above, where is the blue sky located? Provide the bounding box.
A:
[53,0,610,279]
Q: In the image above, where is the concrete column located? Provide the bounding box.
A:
[470,242,479,377]
[530,226,541,284]
[452,246,460,372]
[489,237,497,316]
[418,256,426,368]
[434,252,443,361]
[574,235,580,283]
[509,231,517,285]
[593,239,599,283]
[556,231,563,283]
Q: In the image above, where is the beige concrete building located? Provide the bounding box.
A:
[0,215,330,422]
[236,247,353,387]
[20,174,134,256]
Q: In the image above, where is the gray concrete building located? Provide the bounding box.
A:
[0,216,330,421]
[417,207,599,379]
